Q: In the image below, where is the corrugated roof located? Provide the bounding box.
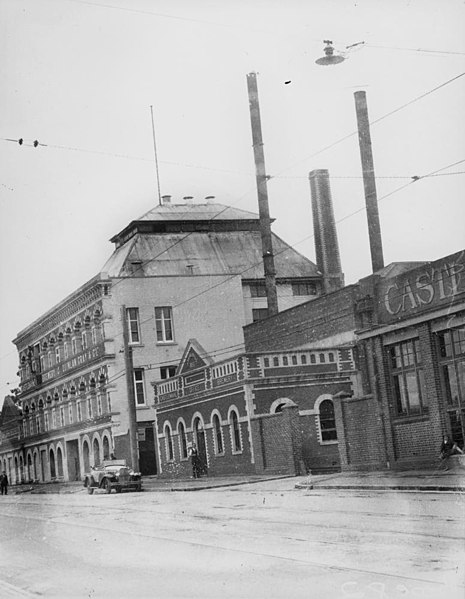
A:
[136,202,261,222]
[102,230,319,279]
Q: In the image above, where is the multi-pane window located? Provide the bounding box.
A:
[319,399,337,441]
[77,401,82,422]
[230,410,242,452]
[87,397,93,419]
[249,283,267,297]
[97,394,103,416]
[155,307,174,342]
[160,365,177,379]
[388,339,427,416]
[438,328,465,446]
[60,407,65,427]
[292,281,317,296]
[165,425,174,461]
[55,346,61,364]
[44,413,49,432]
[126,308,141,344]
[213,414,224,454]
[133,369,146,405]
[252,308,269,322]
[178,422,188,459]
[68,405,73,425]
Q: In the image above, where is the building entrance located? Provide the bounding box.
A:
[66,440,81,481]
[138,425,157,475]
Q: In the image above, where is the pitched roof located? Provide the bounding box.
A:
[102,230,319,279]
[0,396,21,426]
[136,202,261,222]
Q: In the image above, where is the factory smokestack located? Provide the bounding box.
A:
[354,91,385,273]
[309,169,344,293]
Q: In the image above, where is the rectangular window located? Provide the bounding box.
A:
[388,339,426,417]
[126,308,141,344]
[249,283,267,297]
[44,413,49,431]
[438,328,465,446]
[134,369,146,405]
[77,401,82,422]
[60,407,65,427]
[252,308,269,322]
[97,394,103,416]
[292,281,317,296]
[55,346,61,363]
[87,397,93,419]
[160,366,177,379]
[68,405,73,425]
[155,307,174,342]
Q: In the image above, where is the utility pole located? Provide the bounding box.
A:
[246,72,279,317]
[121,306,139,472]
[354,91,385,273]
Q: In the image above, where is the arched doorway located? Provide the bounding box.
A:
[19,455,24,484]
[33,453,39,481]
[102,436,110,461]
[92,437,100,466]
[193,417,208,475]
[50,449,56,479]
[57,447,63,477]
[83,440,90,472]
[27,454,33,481]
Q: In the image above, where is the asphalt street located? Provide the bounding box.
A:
[0,479,463,599]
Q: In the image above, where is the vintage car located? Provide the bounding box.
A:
[83,460,142,494]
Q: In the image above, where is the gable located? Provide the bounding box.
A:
[178,339,212,375]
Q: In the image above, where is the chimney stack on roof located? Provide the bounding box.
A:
[309,169,344,294]
[183,196,194,204]
[161,195,172,205]
[205,196,215,203]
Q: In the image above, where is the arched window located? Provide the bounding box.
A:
[178,421,187,459]
[165,424,174,461]
[213,414,223,454]
[229,410,242,452]
[50,449,56,478]
[319,399,337,442]
[57,447,63,477]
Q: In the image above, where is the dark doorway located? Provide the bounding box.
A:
[66,440,81,481]
[138,425,158,475]
[194,418,208,476]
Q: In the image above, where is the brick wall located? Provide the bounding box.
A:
[334,395,386,471]
[251,406,301,475]
[244,285,360,352]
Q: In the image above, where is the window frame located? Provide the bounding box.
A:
[126,307,141,344]
[133,368,146,406]
[388,338,427,417]
[155,307,174,343]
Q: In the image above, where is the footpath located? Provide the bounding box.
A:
[7,468,465,495]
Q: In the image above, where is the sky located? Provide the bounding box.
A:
[1,0,464,395]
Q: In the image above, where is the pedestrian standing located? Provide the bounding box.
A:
[0,471,8,495]
[188,443,201,479]
[439,434,463,471]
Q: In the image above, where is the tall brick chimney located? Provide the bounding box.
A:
[309,169,345,293]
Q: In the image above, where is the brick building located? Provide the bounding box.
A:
[245,249,465,472]
[152,339,356,477]
[0,198,323,485]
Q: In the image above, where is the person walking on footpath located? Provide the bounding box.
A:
[0,471,8,495]
[439,434,463,471]
[188,443,201,479]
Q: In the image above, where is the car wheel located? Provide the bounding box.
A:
[103,478,112,494]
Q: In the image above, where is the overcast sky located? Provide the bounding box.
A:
[1,0,464,395]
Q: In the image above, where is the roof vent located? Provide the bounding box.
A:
[183,196,194,204]
[161,195,172,205]
[205,196,215,203]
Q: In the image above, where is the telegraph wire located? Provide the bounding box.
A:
[272,71,465,178]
